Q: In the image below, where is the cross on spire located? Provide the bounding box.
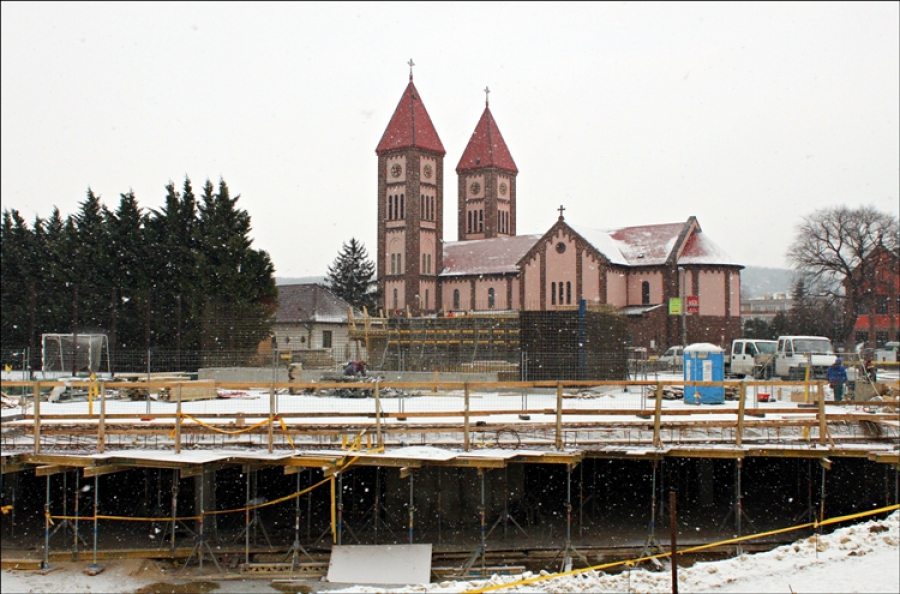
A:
[484,86,490,106]
[408,58,415,81]
[558,205,566,220]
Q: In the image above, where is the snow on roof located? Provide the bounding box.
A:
[375,81,445,155]
[572,220,739,267]
[678,230,742,266]
[276,283,360,324]
[569,225,628,265]
[441,234,542,276]
[607,221,686,265]
[455,106,518,173]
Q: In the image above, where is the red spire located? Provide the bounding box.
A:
[376,81,445,155]
[456,106,518,174]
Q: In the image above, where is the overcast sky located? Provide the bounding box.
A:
[2,2,898,278]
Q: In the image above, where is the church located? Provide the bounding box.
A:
[375,68,743,350]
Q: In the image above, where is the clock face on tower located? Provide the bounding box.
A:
[423,164,433,179]
[499,182,508,196]
[470,182,481,195]
[391,164,402,178]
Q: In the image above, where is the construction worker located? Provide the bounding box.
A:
[862,357,877,383]
[826,357,848,402]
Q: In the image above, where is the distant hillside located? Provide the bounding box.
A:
[741,266,795,299]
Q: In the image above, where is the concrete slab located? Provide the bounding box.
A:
[326,544,432,585]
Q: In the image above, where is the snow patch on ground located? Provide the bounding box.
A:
[327,510,899,593]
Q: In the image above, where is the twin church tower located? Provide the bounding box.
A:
[376,66,518,315]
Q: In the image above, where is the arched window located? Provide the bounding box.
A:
[488,288,495,309]
[453,289,460,310]
[558,282,564,305]
[467,211,472,233]
[479,209,484,232]
[551,282,557,305]
[425,289,429,309]
[566,281,572,305]
[388,196,393,220]
[422,253,427,273]
[390,254,395,275]
[400,194,405,219]
[642,281,651,305]
[392,288,398,310]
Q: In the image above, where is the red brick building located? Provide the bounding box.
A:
[375,72,743,350]
[849,248,900,347]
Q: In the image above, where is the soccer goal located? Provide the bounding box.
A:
[41,333,110,374]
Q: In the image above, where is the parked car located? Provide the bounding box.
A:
[658,346,684,370]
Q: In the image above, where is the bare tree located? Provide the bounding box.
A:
[787,205,899,342]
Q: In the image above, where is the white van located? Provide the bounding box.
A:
[728,339,777,378]
[773,336,836,380]
[658,346,684,370]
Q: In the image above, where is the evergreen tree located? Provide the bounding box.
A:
[71,189,113,332]
[106,191,150,350]
[0,210,33,348]
[196,178,276,353]
[326,238,379,313]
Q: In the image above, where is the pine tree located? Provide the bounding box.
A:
[106,191,150,350]
[326,238,379,313]
[196,178,276,353]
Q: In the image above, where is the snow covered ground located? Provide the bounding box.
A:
[326,511,900,594]
[2,510,897,593]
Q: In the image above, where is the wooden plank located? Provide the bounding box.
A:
[283,456,342,469]
[0,461,28,474]
[179,461,233,478]
[665,449,745,459]
[35,465,76,476]
[1,559,43,570]
[82,464,132,478]
[869,452,900,465]
[430,458,505,469]
[23,454,96,467]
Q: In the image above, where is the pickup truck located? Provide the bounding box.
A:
[727,339,777,378]
[772,335,836,380]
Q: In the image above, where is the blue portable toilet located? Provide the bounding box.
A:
[683,343,725,404]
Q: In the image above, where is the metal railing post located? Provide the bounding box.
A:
[98,381,106,453]
[555,381,563,450]
[653,382,663,448]
[268,385,275,453]
[463,383,471,452]
[175,384,182,454]
[33,381,41,455]
[374,380,382,449]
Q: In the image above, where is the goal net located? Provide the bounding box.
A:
[41,333,109,373]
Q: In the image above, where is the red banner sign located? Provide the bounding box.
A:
[686,295,699,314]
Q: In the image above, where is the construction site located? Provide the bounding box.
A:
[1,311,899,589]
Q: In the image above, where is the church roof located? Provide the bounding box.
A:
[571,220,740,267]
[678,231,741,266]
[376,81,445,155]
[441,234,542,277]
[456,106,518,173]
